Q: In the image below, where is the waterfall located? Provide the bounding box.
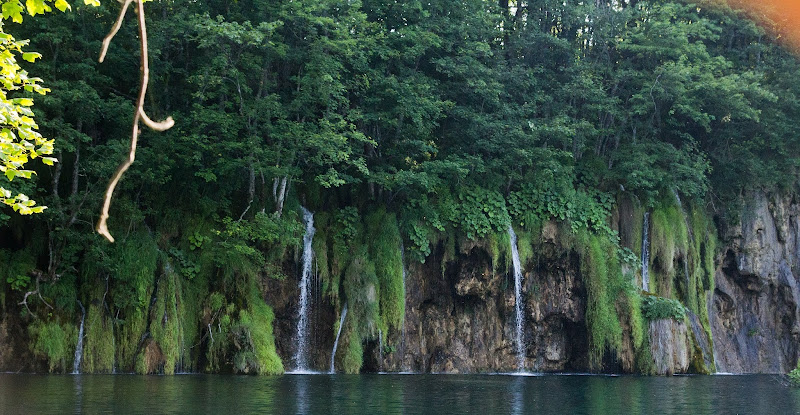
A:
[687,311,714,371]
[508,225,525,371]
[294,206,316,371]
[330,304,348,374]
[72,301,85,374]
[641,212,651,292]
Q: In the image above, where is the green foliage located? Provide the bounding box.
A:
[366,209,405,333]
[789,365,800,386]
[149,264,183,375]
[648,198,689,296]
[169,248,200,280]
[188,231,208,251]
[0,0,99,214]
[231,301,283,375]
[110,232,159,310]
[82,304,114,373]
[29,320,74,372]
[116,307,147,372]
[341,319,363,375]
[450,188,510,240]
[508,165,614,236]
[1,248,34,292]
[576,229,623,369]
[641,296,686,321]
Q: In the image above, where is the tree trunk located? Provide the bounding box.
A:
[238,163,256,221]
[275,176,288,218]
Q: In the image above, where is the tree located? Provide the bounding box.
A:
[0,0,98,217]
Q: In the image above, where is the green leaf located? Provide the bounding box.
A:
[21,52,40,63]
[2,1,24,23]
[54,0,70,12]
[25,0,48,16]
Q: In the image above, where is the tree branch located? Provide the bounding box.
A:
[96,0,174,242]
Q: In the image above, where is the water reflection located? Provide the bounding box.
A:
[510,375,524,415]
[73,374,83,414]
[0,373,798,414]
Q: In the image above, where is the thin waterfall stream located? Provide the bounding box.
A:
[330,305,348,373]
[294,207,316,372]
[507,225,525,371]
[72,301,85,374]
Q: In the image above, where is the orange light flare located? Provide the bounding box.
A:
[704,0,800,53]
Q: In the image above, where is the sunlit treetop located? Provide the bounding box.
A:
[0,0,98,214]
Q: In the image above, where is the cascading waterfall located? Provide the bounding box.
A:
[507,225,525,371]
[330,304,348,374]
[72,301,85,374]
[641,212,651,292]
[294,206,316,372]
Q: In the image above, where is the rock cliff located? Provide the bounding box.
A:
[710,192,800,373]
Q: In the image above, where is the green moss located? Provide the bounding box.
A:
[116,307,148,371]
[203,282,283,375]
[635,332,656,375]
[366,210,405,333]
[486,231,503,273]
[149,263,183,375]
[82,304,115,373]
[623,285,645,351]
[204,300,234,373]
[178,271,206,372]
[515,229,534,271]
[232,301,284,375]
[312,216,332,301]
[29,320,75,372]
[110,232,159,311]
[649,199,689,297]
[341,317,363,374]
[688,205,718,370]
[576,229,623,369]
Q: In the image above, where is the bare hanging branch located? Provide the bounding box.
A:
[99,0,133,63]
[97,0,175,243]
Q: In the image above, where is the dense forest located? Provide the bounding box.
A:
[1,0,800,375]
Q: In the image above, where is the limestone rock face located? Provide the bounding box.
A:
[710,191,800,373]
[376,224,590,373]
[649,319,689,375]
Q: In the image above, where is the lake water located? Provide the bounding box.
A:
[0,373,797,414]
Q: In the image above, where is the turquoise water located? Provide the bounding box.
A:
[0,373,797,414]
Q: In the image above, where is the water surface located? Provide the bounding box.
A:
[0,373,797,414]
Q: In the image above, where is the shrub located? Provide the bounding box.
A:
[641,295,686,320]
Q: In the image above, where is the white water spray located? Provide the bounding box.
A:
[72,301,85,374]
[508,225,525,371]
[294,207,316,371]
[330,304,348,373]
